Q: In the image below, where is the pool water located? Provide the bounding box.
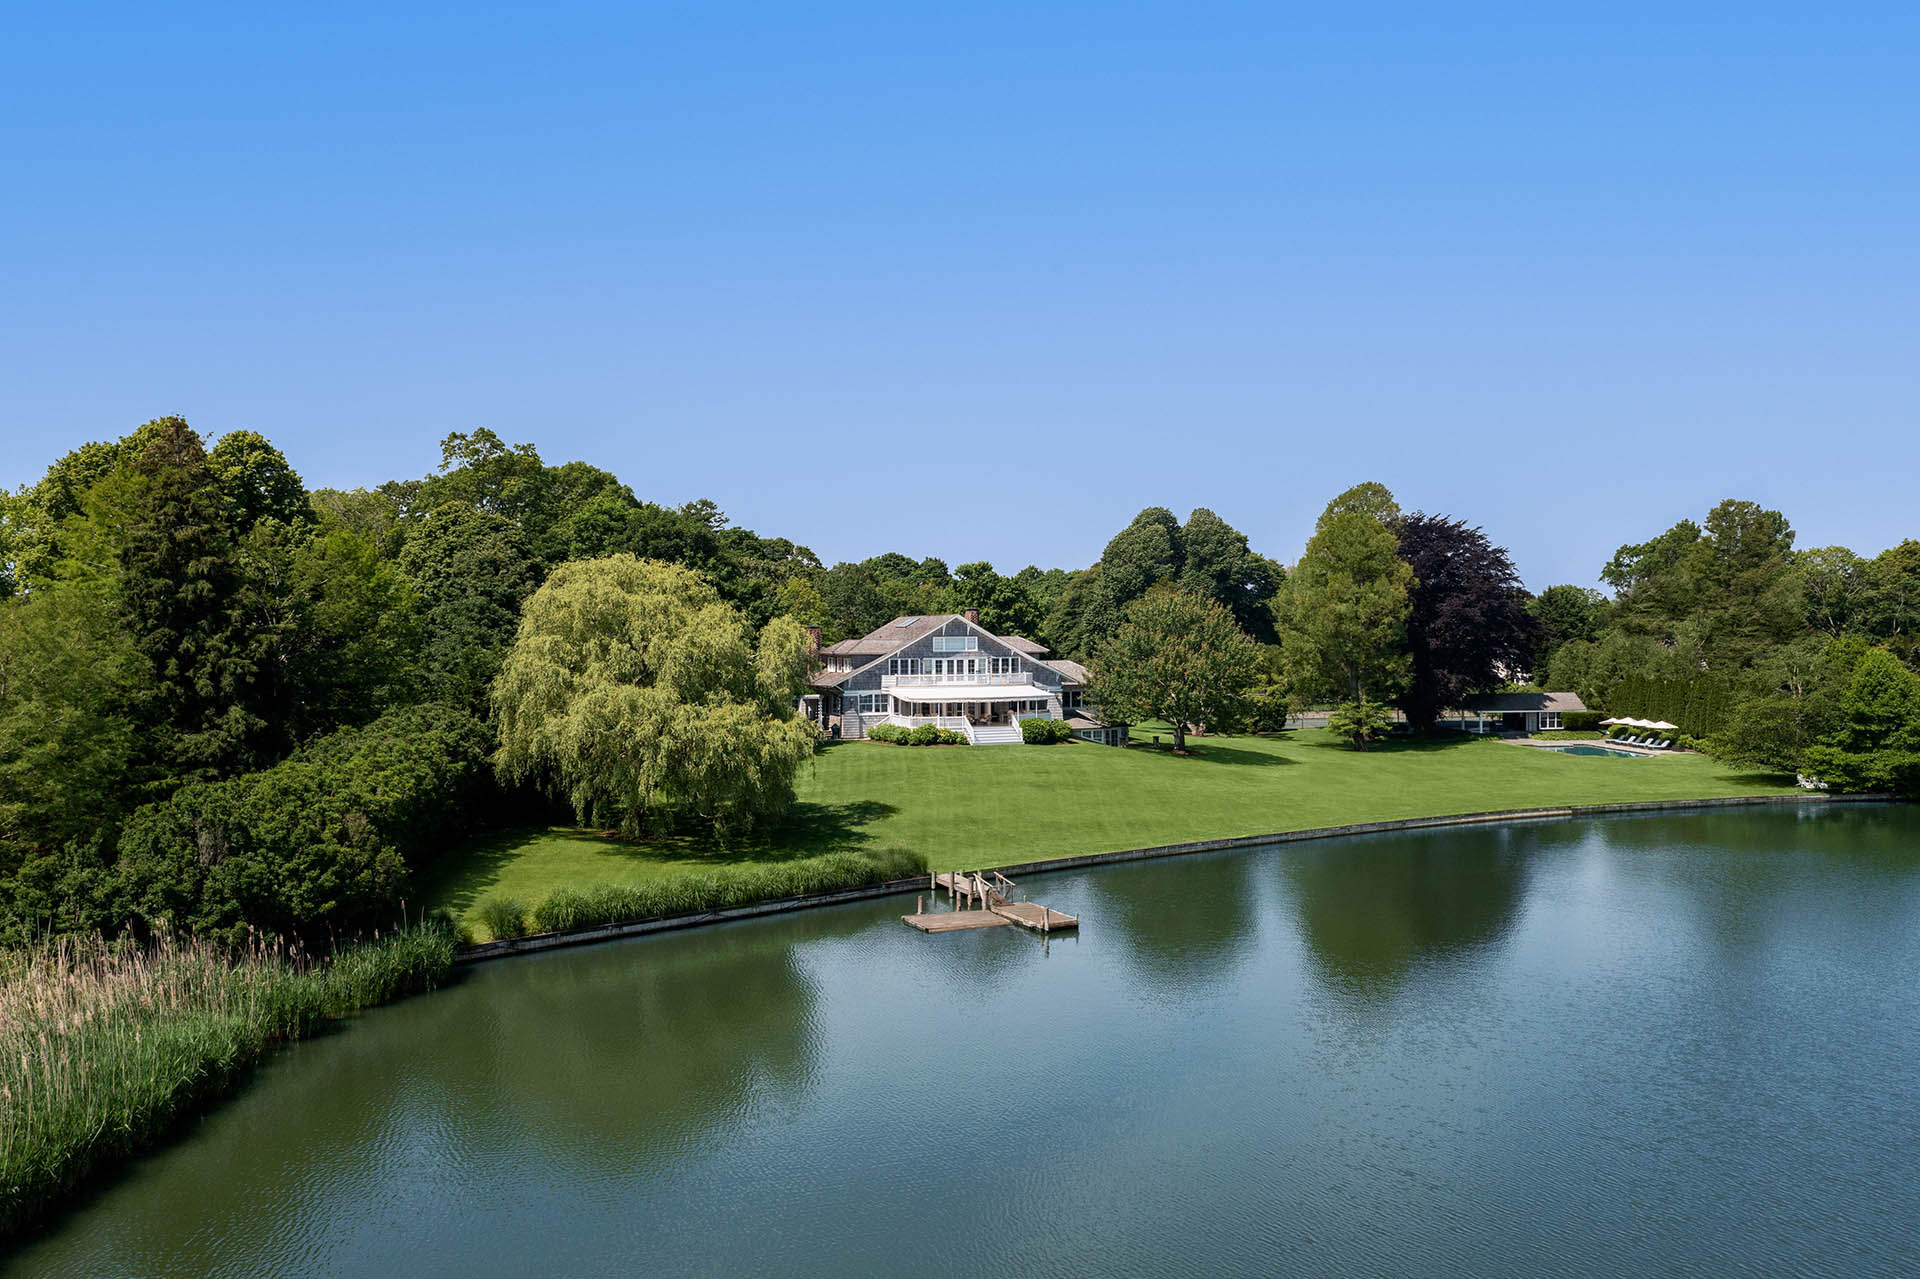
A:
[1538,743,1647,757]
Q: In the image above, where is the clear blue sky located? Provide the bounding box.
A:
[4,2,1915,589]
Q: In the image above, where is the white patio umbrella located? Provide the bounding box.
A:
[1646,720,1678,732]
[1599,717,1628,726]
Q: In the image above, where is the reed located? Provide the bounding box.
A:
[507,845,926,939]
[0,919,455,1243]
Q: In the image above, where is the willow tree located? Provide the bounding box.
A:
[491,555,815,835]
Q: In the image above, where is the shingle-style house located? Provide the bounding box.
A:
[802,610,1128,746]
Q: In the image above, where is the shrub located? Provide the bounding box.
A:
[908,723,942,746]
[524,845,928,935]
[1563,711,1608,730]
[866,723,908,744]
[1022,717,1076,744]
[111,704,493,943]
[1327,698,1395,751]
[476,896,529,941]
[939,728,969,745]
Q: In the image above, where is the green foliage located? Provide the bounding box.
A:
[491,556,815,835]
[1326,698,1396,750]
[1021,716,1075,744]
[102,705,491,943]
[1802,648,1920,794]
[1528,585,1608,676]
[0,919,455,1242]
[1606,670,1733,737]
[476,896,529,941]
[869,722,966,745]
[1090,586,1260,752]
[1561,711,1609,730]
[1276,487,1412,704]
[396,503,538,710]
[522,846,928,936]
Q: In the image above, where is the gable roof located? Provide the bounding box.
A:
[817,615,958,656]
[1457,691,1587,713]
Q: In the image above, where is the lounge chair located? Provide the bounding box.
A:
[1652,738,1672,750]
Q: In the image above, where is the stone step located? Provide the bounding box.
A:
[969,725,1024,745]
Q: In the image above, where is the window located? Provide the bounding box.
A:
[856,693,890,715]
[1541,711,1562,730]
[988,656,1019,674]
[887,658,924,676]
[1064,690,1084,709]
[932,635,978,652]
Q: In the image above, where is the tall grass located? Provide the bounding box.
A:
[479,845,927,940]
[0,920,456,1243]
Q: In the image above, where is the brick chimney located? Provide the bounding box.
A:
[804,625,822,655]
[963,607,979,626]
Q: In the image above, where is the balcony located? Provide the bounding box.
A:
[880,671,1034,689]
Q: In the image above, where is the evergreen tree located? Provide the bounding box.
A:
[1276,486,1413,704]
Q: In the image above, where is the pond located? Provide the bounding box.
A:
[13,806,1920,1277]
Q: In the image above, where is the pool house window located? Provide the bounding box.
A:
[1541,711,1562,730]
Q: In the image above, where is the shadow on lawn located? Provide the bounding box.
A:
[1127,738,1291,767]
[424,801,899,917]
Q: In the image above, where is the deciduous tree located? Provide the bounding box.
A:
[491,556,816,834]
[1088,586,1259,753]
[1395,514,1540,731]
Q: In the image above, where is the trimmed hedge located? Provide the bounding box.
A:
[1562,711,1609,731]
[1021,717,1076,744]
[867,723,966,745]
[492,845,930,939]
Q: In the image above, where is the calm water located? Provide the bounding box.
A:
[13,808,1920,1278]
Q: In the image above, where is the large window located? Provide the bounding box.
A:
[887,658,924,676]
[988,656,1019,674]
[1540,711,1562,730]
[856,693,890,715]
[932,635,978,652]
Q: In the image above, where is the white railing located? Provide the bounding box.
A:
[881,671,1034,689]
[887,714,975,743]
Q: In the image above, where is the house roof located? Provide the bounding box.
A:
[1002,635,1049,654]
[1044,658,1091,684]
[817,615,977,656]
[1457,691,1587,713]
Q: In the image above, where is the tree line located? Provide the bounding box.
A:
[4,419,1916,945]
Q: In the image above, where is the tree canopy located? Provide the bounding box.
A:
[1088,586,1260,753]
[1276,485,1412,704]
[490,556,816,835]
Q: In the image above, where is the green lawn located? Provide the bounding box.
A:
[428,729,1797,936]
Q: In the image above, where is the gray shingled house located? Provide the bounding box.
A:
[801,610,1128,746]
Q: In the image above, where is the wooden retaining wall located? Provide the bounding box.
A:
[455,792,1902,964]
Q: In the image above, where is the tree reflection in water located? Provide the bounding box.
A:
[1280,824,1544,997]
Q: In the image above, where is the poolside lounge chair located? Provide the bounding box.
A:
[1652,738,1672,750]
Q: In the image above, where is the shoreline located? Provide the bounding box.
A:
[457,791,1903,963]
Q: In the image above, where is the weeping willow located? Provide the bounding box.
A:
[491,555,816,835]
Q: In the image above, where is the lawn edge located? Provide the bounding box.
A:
[456,791,1903,964]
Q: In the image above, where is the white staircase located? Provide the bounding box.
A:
[970,723,1024,746]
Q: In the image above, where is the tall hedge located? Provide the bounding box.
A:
[114,704,492,941]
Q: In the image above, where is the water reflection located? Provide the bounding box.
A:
[1281,825,1539,996]
[1081,852,1264,995]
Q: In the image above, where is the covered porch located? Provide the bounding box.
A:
[889,684,1057,727]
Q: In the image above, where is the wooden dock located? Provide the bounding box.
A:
[901,909,1009,933]
[991,901,1078,933]
[906,871,1078,936]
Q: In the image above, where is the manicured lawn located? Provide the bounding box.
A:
[428,729,1797,936]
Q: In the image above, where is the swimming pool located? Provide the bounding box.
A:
[1538,743,1647,758]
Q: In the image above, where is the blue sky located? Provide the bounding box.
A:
[3,2,1915,589]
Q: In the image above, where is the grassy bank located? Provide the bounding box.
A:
[433,729,1798,937]
[0,921,456,1244]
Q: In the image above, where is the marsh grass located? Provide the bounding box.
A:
[0,920,456,1243]
[500,845,927,939]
